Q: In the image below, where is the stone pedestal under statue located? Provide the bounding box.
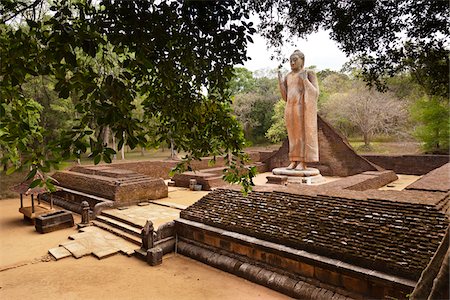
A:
[272,167,325,185]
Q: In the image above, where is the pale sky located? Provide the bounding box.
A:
[241,30,349,73]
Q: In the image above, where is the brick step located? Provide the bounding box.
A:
[100,211,143,229]
[436,197,450,214]
[95,215,142,237]
[92,221,142,246]
[115,178,155,184]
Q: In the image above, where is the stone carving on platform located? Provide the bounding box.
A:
[273,49,323,184]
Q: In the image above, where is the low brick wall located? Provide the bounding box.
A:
[106,152,262,179]
[362,155,449,175]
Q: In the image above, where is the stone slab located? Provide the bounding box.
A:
[93,248,119,259]
[272,167,320,177]
[266,175,288,185]
[287,174,325,185]
[48,246,72,260]
[60,241,91,259]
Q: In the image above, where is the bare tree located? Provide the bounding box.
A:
[322,81,407,147]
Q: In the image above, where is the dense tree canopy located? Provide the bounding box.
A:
[253,0,449,96]
[229,68,279,144]
[1,0,448,191]
[1,0,257,191]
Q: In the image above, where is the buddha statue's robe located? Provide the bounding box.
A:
[279,70,319,163]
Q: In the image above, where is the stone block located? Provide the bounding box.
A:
[35,210,74,233]
[51,167,168,205]
[48,247,72,260]
[298,261,315,278]
[93,248,118,259]
[315,266,341,286]
[342,274,369,295]
[266,175,288,185]
[147,247,163,266]
[61,241,90,259]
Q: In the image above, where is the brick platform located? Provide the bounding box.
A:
[52,166,168,205]
[180,189,449,281]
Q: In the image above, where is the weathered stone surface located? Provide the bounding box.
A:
[180,189,449,280]
[105,152,262,179]
[35,210,74,233]
[59,226,138,259]
[322,170,398,191]
[266,175,288,185]
[362,154,449,176]
[52,166,168,205]
[48,246,72,260]
[406,163,450,192]
[172,163,267,190]
[60,241,90,259]
[147,247,163,266]
[176,240,349,299]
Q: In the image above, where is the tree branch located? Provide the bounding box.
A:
[1,0,43,23]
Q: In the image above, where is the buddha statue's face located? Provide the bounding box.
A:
[290,54,304,72]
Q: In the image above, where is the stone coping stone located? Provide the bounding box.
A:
[180,189,449,280]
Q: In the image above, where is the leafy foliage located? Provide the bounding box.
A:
[1,0,257,191]
[265,100,287,143]
[229,67,257,95]
[252,0,449,96]
[230,69,280,144]
[410,96,449,154]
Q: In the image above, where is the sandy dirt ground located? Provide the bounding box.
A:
[0,198,287,300]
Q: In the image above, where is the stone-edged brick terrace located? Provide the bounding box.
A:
[180,189,449,281]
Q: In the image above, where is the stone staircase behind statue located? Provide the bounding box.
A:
[172,162,268,190]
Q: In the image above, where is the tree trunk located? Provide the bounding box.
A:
[121,132,125,160]
[112,135,117,160]
[363,132,370,146]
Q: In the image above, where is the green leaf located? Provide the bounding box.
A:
[93,155,101,165]
[6,166,16,175]
[103,154,112,163]
[25,169,37,180]
[26,20,38,28]
[29,179,41,188]
[45,181,56,192]
[59,88,70,99]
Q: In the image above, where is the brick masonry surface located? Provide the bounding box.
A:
[180,189,449,280]
[362,155,449,176]
[264,116,381,177]
[405,163,449,192]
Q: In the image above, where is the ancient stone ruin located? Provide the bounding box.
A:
[175,163,450,299]
[46,165,168,213]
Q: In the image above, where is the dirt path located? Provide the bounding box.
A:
[0,198,287,299]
